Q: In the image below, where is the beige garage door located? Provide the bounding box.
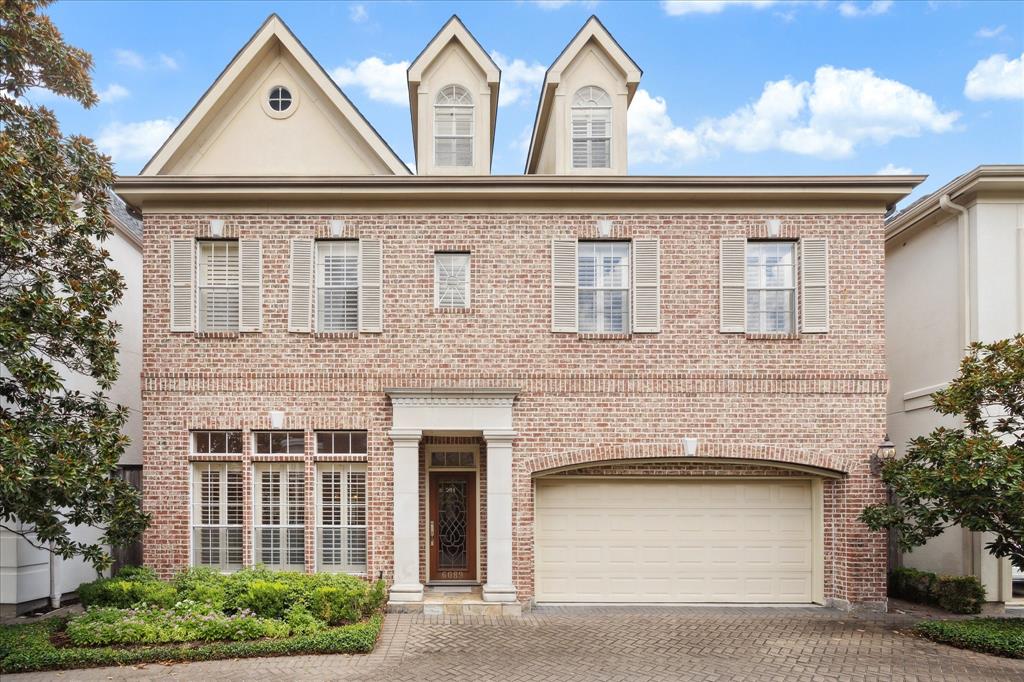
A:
[535,478,818,603]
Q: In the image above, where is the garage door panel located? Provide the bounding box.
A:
[536,479,816,603]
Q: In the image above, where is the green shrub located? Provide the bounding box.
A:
[0,615,383,674]
[309,586,363,625]
[66,605,290,646]
[915,618,1024,658]
[236,579,293,619]
[934,576,987,615]
[76,576,177,609]
[113,565,157,581]
[284,603,326,636]
[888,567,986,614]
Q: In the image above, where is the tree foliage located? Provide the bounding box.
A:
[861,335,1024,571]
[0,0,148,568]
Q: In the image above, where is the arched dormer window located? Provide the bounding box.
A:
[434,85,474,167]
[571,86,611,169]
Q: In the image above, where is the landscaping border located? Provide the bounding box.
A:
[914,618,1024,659]
[0,613,383,674]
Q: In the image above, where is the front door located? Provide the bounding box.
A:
[429,472,476,582]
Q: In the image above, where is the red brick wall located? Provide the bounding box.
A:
[141,211,888,607]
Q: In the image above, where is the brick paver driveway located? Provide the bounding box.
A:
[8,606,1023,681]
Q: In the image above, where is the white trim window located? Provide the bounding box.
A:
[434,84,473,167]
[316,463,367,574]
[571,86,612,169]
[746,241,796,333]
[434,252,470,308]
[316,241,359,332]
[578,241,630,333]
[191,460,243,571]
[197,241,239,332]
[253,461,306,571]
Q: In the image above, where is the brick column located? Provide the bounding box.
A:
[482,430,517,603]
[389,429,423,602]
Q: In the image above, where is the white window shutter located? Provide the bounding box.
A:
[720,238,746,333]
[801,237,829,333]
[358,238,382,333]
[632,238,660,333]
[551,238,578,332]
[169,238,194,332]
[238,239,262,332]
[287,239,313,332]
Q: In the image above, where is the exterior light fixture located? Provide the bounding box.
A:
[766,219,782,238]
[597,220,613,238]
[329,219,345,237]
[269,410,285,429]
[683,437,699,456]
[209,219,225,237]
[870,435,896,476]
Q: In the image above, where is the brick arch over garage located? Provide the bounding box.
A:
[528,441,849,477]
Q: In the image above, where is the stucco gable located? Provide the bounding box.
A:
[141,14,409,176]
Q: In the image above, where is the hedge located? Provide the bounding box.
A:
[0,613,383,674]
[889,567,987,614]
[915,618,1024,659]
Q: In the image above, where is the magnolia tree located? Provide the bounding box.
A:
[861,335,1024,571]
[0,0,149,569]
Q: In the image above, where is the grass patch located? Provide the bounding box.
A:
[914,618,1024,659]
[0,613,382,674]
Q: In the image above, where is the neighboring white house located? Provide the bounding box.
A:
[885,164,1024,606]
[0,190,143,617]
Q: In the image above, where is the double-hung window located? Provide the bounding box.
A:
[434,252,470,308]
[434,84,473,167]
[578,241,630,333]
[316,431,367,574]
[191,444,243,571]
[197,241,239,332]
[571,86,612,169]
[745,242,796,334]
[316,241,359,332]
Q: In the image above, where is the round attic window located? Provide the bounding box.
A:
[268,86,292,112]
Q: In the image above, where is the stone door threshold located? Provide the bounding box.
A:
[387,586,524,617]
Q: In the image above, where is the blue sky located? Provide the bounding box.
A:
[38,0,1024,205]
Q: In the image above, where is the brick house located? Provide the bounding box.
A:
[116,14,922,612]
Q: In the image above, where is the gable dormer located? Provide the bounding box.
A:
[142,14,409,176]
[407,16,500,176]
[526,16,641,176]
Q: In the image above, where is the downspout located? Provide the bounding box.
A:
[49,543,61,610]
[938,194,972,349]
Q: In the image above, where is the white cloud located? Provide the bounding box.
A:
[964,52,1024,101]
[661,1,776,16]
[877,163,912,175]
[350,3,368,22]
[628,89,707,166]
[976,25,1006,39]
[98,83,130,103]
[491,51,546,107]
[115,49,178,71]
[114,49,145,70]
[837,1,893,17]
[332,57,409,106]
[96,118,177,165]
[629,65,958,167]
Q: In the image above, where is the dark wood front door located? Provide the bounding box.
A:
[429,472,476,582]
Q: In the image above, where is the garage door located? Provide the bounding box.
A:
[535,478,817,603]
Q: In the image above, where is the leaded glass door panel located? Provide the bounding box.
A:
[429,472,477,582]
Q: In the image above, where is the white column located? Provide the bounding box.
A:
[389,428,423,602]
[482,430,517,602]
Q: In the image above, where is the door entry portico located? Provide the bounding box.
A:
[387,388,518,604]
[429,472,476,581]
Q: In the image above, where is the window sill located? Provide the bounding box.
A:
[314,453,368,462]
[311,331,360,339]
[745,332,801,341]
[188,454,243,462]
[577,332,633,341]
[193,331,241,339]
[431,307,474,315]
